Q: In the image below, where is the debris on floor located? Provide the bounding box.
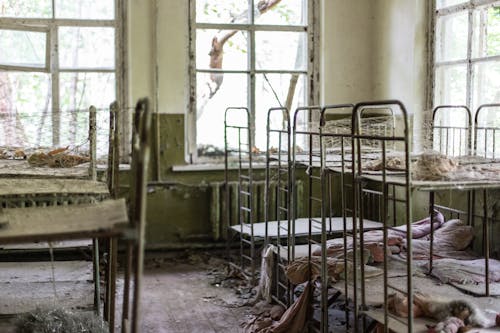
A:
[14,308,107,333]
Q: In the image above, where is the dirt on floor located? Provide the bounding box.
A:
[0,250,259,333]
[137,251,256,333]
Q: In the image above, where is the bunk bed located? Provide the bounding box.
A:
[224,100,500,333]
[0,100,151,332]
[330,101,500,332]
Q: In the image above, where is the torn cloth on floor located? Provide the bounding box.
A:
[257,282,312,333]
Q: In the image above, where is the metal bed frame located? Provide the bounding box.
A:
[223,100,499,332]
[0,98,150,333]
[474,103,499,159]
[224,107,257,284]
[431,105,472,156]
[0,101,122,328]
[351,100,413,333]
[291,105,324,332]
[318,103,356,332]
[265,107,292,307]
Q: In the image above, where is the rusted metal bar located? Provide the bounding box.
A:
[89,105,97,181]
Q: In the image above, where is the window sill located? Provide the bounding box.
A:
[171,163,267,172]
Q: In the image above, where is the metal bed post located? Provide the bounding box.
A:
[88,105,101,316]
[130,98,152,333]
[431,105,474,228]
[474,103,500,297]
[266,107,292,306]
[224,107,256,285]
[319,104,355,332]
[353,100,413,333]
[292,106,322,331]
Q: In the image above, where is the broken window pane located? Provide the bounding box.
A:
[436,0,469,10]
[0,0,52,18]
[436,12,468,62]
[59,72,114,156]
[434,64,467,105]
[255,31,307,70]
[254,0,306,26]
[196,29,248,71]
[59,27,115,70]
[196,0,249,24]
[0,71,51,148]
[472,6,500,58]
[0,29,47,68]
[196,73,248,155]
[55,0,114,19]
[254,73,306,150]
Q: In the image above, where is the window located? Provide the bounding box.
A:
[0,0,123,157]
[188,0,319,162]
[433,1,500,115]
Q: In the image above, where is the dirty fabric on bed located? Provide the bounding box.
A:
[423,258,500,284]
[401,219,476,260]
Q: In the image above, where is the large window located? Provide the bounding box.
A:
[433,1,500,110]
[189,0,318,162]
[0,0,123,157]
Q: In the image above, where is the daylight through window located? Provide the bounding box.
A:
[0,0,120,158]
[433,0,500,155]
[190,0,316,162]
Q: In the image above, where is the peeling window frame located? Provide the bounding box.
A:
[187,0,320,164]
[0,0,127,152]
[432,0,500,109]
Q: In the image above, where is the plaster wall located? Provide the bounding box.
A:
[371,0,430,150]
[320,0,375,105]
[125,0,431,246]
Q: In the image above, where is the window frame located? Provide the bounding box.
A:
[187,0,320,163]
[432,0,500,109]
[0,0,127,152]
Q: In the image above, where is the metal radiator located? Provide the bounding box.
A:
[209,180,303,241]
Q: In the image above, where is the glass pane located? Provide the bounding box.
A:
[254,0,306,26]
[472,6,500,58]
[255,31,307,70]
[55,0,114,19]
[255,73,306,150]
[434,64,467,105]
[436,0,469,10]
[196,73,247,155]
[0,71,52,148]
[0,29,46,68]
[60,72,115,157]
[59,27,115,69]
[435,12,468,62]
[472,60,500,111]
[0,0,52,18]
[196,0,249,24]
[196,29,248,70]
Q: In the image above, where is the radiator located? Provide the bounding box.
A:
[209,180,303,241]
